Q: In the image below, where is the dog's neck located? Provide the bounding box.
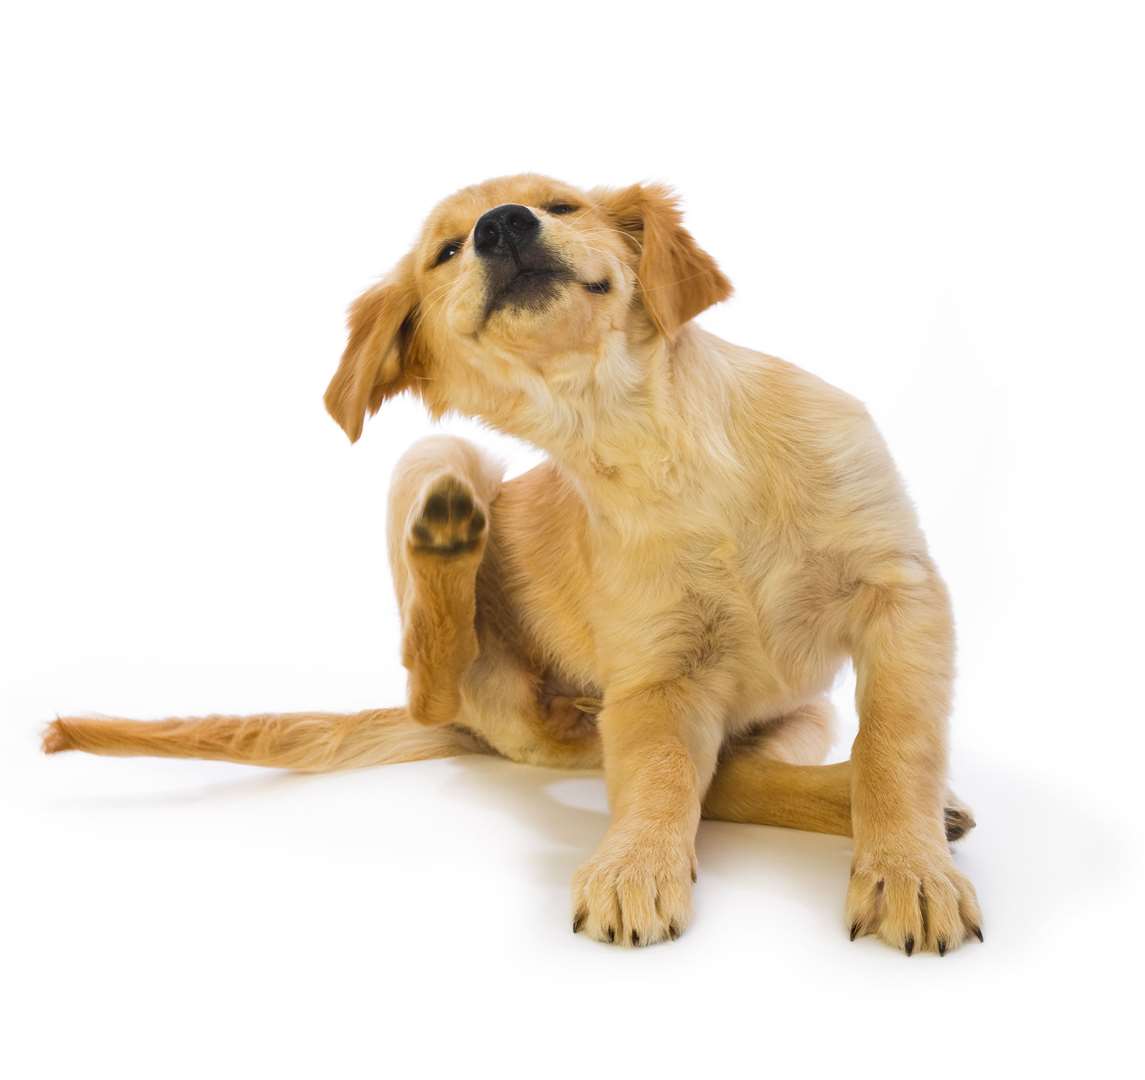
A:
[478,323,746,530]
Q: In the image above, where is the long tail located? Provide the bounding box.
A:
[42,707,486,772]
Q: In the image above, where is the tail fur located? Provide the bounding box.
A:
[42,707,485,772]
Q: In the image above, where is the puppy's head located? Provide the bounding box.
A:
[325,175,731,441]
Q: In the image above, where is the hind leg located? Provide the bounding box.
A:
[702,696,976,841]
[388,436,502,728]
[388,437,601,767]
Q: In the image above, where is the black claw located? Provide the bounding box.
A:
[669,923,679,940]
[691,868,697,883]
[573,911,585,934]
[904,935,915,957]
[607,926,615,943]
[972,925,984,943]
[938,939,947,957]
[850,921,861,942]
[631,930,640,946]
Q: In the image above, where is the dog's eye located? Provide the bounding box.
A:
[433,239,463,267]
[545,203,579,215]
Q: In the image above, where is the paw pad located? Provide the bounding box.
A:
[408,475,487,556]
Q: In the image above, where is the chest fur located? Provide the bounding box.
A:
[584,519,843,714]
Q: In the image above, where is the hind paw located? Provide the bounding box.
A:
[943,791,977,842]
[407,473,487,558]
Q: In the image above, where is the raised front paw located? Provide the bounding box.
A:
[847,841,982,955]
[407,473,487,558]
[572,821,696,947]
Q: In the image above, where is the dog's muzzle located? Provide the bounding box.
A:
[475,203,571,318]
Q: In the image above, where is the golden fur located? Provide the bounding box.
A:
[46,175,981,954]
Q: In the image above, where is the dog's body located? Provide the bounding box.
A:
[46,175,982,954]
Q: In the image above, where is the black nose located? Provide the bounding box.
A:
[473,204,539,257]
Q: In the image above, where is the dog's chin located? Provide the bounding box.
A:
[483,268,570,322]
[462,262,617,353]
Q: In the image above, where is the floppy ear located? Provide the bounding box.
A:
[324,254,421,442]
[596,183,732,338]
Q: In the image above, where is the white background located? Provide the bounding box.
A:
[3,2,1143,1077]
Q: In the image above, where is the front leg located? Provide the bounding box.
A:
[572,681,724,947]
[846,568,983,954]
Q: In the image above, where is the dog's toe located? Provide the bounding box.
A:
[943,790,977,842]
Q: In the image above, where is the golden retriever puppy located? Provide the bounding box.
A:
[46,175,981,954]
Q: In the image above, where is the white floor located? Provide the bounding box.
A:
[4,657,1137,1079]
